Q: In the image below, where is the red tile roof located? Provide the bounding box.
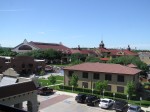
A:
[127,64,137,68]
[99,48,110,53]
[64,62,141,75]
[100,58,110,61]
[109,49,138,56]
[29,41,71,53]
[70,49,96,55]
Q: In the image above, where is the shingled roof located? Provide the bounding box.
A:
[64,62,141,75]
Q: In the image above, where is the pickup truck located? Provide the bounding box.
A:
[75,93,87,103]
[85,95,100,106]
[37,86,53,95]
[112,99,128,112]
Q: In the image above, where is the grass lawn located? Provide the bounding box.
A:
[54,75,64,81]
[38,78,63,86]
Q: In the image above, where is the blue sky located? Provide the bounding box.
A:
[0,0,150,50]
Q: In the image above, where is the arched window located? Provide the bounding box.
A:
[19,45,32,50]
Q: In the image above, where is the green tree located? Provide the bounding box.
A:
[48,75,56,85]
[39,70,45,76]
[85,56,102,62]
[70,53,87,63]
[70,74,79,87]
[126,81,135,99]
[95,80,108,93]
[108,56,148,71]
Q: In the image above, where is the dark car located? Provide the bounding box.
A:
[37,86,53,95]
[75,93,87,103]
[85,95,100,106]
[113,99,128,112]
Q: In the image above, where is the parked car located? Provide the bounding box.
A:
[75,93,87,103]
[37,86,53,95]
[113,99,128,112]
[85,95,100,106]
[99,98,114,109]
[127,105,141,112]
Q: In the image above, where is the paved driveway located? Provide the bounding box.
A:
[38,93,115,112]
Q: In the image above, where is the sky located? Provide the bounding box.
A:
[0,0,150,50]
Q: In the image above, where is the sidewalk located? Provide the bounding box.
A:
[141,106,150,112]
[55,91,77,97]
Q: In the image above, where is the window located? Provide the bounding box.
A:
[105,74,112,81]
[82,82,88,88]
[106,85,111,91]
[28,64,33,68]
[68,71,74,77]
[22,64,25,68]
[117,86,124,93]
[93,73,99,79]
[117,75,124,82]
[82,72,88,78]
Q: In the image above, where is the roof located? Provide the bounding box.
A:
[0,81,36,99]
[99,48,110,53]
[70,49,96,55]
[29,41,71,53]
[109,49,138,56]
[127,64,137,68]
[100,58,110,61]
[64,62,141,75]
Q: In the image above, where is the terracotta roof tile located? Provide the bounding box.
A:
[29,41,71,53]
[127,64,137,68]
[64,62,141,75]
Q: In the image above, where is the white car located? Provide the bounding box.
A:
[127,105,141,112]
[99,98,114,109]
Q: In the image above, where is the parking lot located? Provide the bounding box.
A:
[38,92,115,112]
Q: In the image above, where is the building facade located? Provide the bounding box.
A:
[0,56,45,75]
[64,62,141,93]
[0,68,39,112]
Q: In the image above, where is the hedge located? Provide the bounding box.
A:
[59,85,127,99]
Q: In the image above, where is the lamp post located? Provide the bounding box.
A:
[72,85,73,92]
[92,88,93,95]
[140,97,142,107]
[113,93,115,100]
[83,86,84,92]
[127,94,129,101]
[103,89,105,98]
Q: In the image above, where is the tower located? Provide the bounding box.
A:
[127,45,131,51]
[99,41,105,48]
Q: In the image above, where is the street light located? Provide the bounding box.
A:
[127,94,129,101]
[83,86,84,92]
[140,97,142,107]
[103,89,105,98]
[72,85,73,92]
[92,88,93,95]
[113,93,115,100]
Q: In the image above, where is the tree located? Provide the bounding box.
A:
[48,75,56,85]
[70,73,79,87]
[85,56,102,62]
[39,70,45,76]
[95,80,108,93]
[108,56,148,71]
[126,81,135,99]
[70,53,87,63]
